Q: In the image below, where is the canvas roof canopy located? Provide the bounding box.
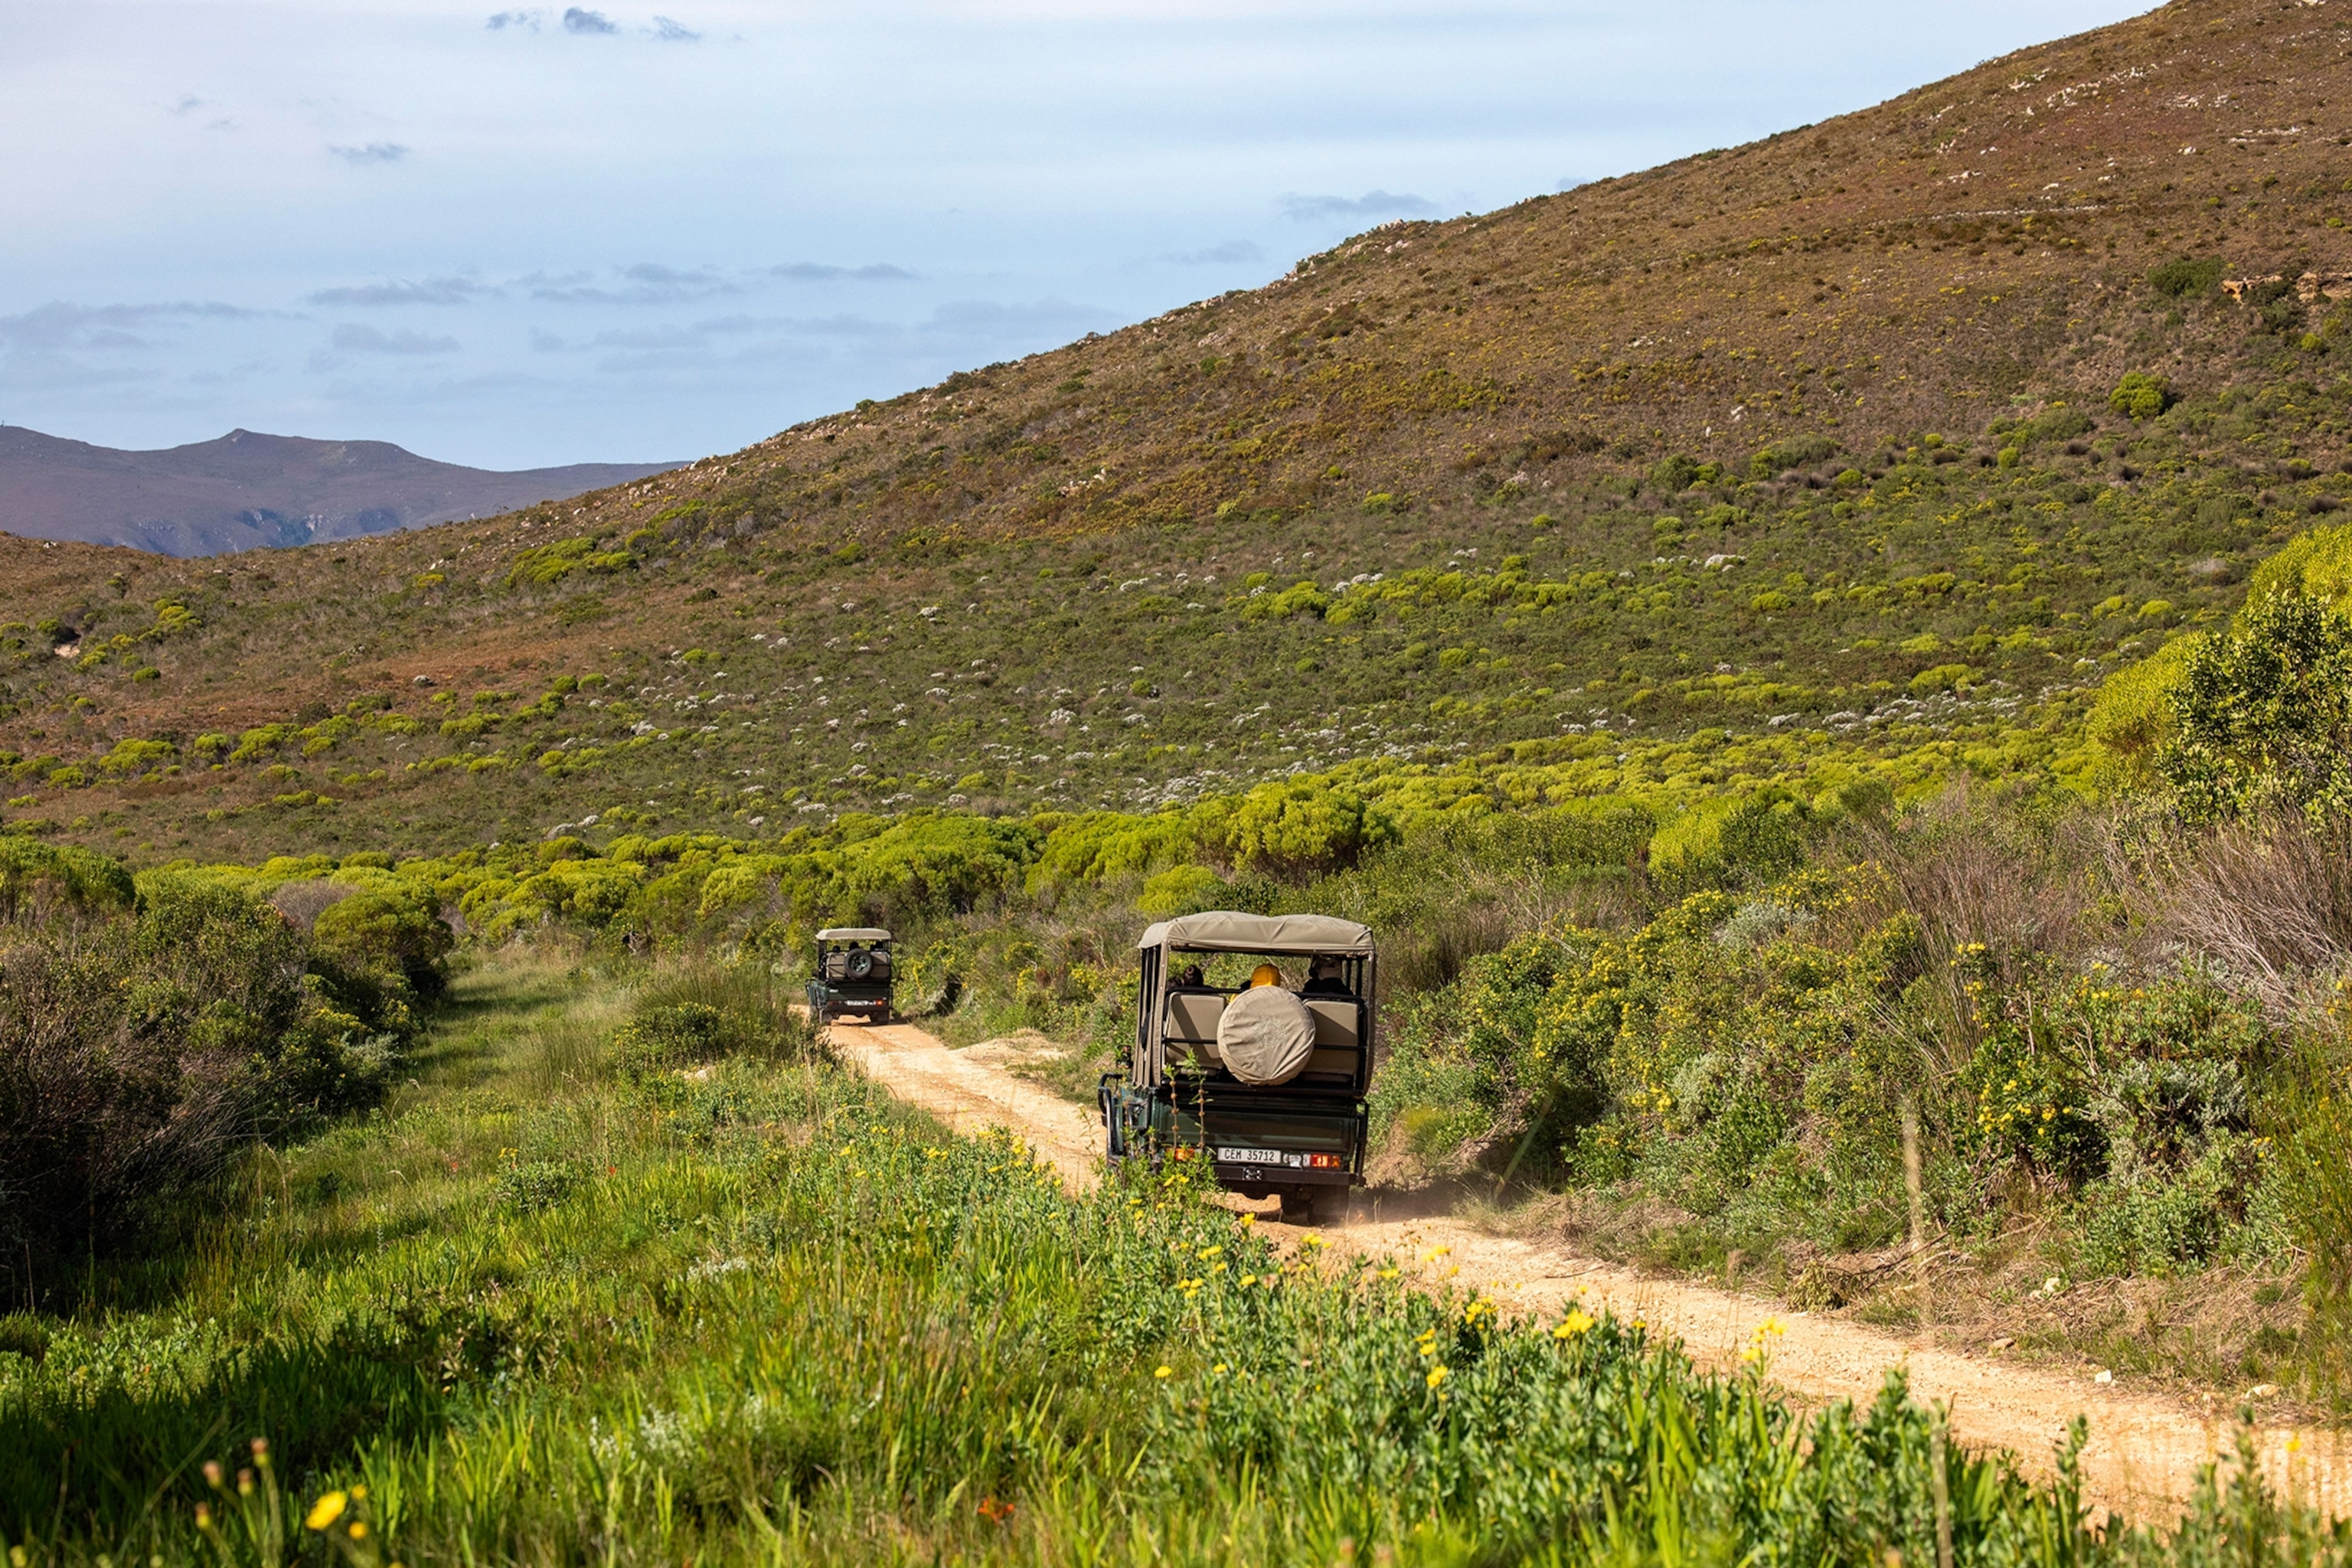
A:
[815,927,893,942]
[1135,911,1374,957]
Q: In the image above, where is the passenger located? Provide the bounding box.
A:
[1175,963,1205,988]
[1302,956,1352,997]
[1247,962,1282,989]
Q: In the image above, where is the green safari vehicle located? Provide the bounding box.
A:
[1099,911,1375,1222]
[806,926,894,1024]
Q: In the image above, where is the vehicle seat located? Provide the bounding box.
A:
[1162,988,1228,1072]
[1298,998,1364,1088]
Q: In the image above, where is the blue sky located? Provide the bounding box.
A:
[1,0,2150,471]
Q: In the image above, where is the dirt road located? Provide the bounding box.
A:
[830,1016,2350,1521]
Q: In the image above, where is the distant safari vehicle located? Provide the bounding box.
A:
[1100,911,1374,1222]
[807,926,894,1024]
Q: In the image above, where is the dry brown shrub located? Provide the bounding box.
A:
[1827,783,2109,1076]
[267,878,355,932]
[2132,815,2352,1023]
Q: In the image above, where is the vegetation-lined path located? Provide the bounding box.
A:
[830,1015,2352,1523]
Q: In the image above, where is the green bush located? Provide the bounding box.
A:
[0,836,134,925]
[1650,452,1703,491]
[2157,590,2352,822]
[493,1156,583,1214]
[1747,433,1838,477]
[2244,521,2352,609]
[1136,864,1228,919]
[0,872,416,1272]
[2109,372,2176,421]
[1210,778,1399,880]
[1648,793,1807,889]
[611,1001,728,1076]
[1906,662,1976,697]
[312,880,454,1001]
[2148,256,2225,299]
[609,963,815,1078]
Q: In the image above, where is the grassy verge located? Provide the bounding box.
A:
[4,949,2347,1565]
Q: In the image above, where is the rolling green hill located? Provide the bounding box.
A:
[1,0,2348,863]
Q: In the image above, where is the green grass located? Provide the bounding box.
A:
[5,950,2352,1565]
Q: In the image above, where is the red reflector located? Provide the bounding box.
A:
[1169,1145,1196,1161]
[1308,1153,1343,1169]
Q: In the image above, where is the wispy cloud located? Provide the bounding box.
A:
[1277,189,1434,221]
[330,142,410,165]
[485,9,541,29]
[169,94,235,131]
[528,263,740,305]
[1165,240,1263,266]
[770,262,918,282]
[0,301,264,352]
[562,7,618,34]
[328,325,462,355]
[0,301,270,394]
[650,16,700,41]
[309,276,491,308]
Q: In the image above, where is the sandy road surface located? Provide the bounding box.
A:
[829,1017,2350,1521]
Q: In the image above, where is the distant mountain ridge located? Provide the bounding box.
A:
[0,426,681,557]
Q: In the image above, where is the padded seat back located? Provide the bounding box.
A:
[1301,998,1365,1087]
[1163,988,1227,1073]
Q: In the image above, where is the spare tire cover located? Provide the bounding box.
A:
[1216,985,1318,1086]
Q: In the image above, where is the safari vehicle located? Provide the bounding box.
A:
[1099,912,1375,1222]
[806,926,893,1024]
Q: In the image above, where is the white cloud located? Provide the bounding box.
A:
[1276,189,1432,222]
[329,325,462,354]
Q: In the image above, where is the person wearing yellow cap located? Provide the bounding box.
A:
[1248,962,1282,988]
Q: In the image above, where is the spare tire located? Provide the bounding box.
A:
[847,950,874,981]
[1216,985,1317,1086]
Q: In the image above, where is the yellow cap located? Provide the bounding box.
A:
[1249,963,1281,988]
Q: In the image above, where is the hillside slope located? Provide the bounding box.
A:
[0,0,2347,861]
[0,426,679,555]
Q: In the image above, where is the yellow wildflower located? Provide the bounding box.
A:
[306,1492,348,1531]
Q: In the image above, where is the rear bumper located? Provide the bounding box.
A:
[1214,1161,1357,1189]
[808,985,890,1007]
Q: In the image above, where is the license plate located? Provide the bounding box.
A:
[1217,1146,1289,1165]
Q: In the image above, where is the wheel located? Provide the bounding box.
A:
[1309,1186,1351,1226]
[870,1006,891,1025]
[1278,1188,1315,1223]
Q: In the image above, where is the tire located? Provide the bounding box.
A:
[1279,1189,1315,1223]
[1309,1186,1351,1226]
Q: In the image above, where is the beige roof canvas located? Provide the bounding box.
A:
[815,927,893,942]
[1135,910,1375,956]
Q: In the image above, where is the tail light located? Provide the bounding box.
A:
[1307,1153,1343,1169]
[1168,1145,1197,1161]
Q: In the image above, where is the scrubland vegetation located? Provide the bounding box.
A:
[9,948,2352,1566]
